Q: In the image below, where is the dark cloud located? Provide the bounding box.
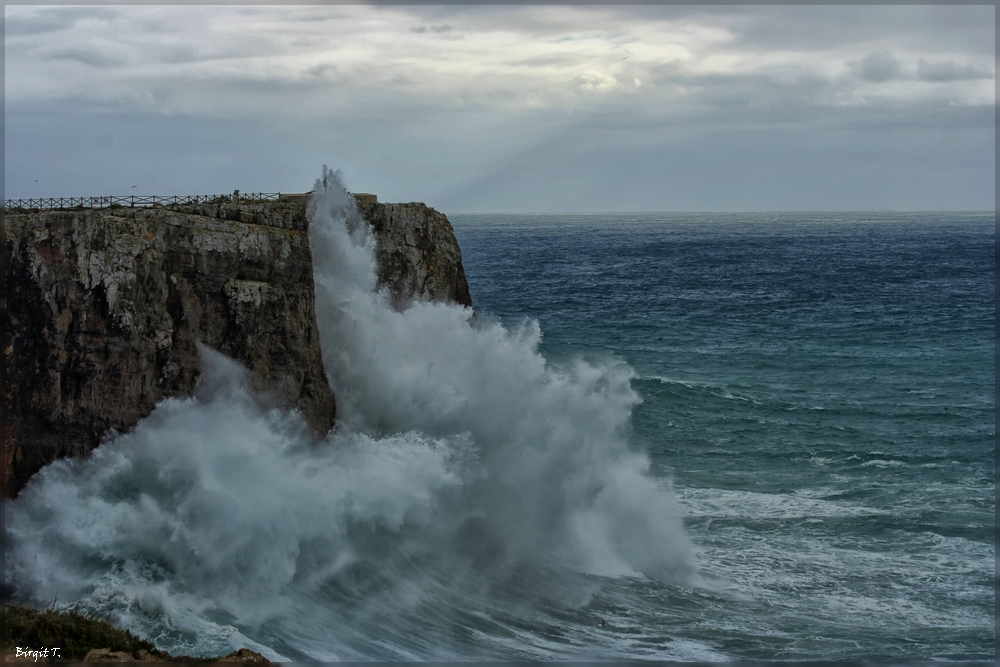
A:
[308,63,340,79]
[850,51,904,83]
[653,5,995,56]
[917,59,994,82]
[410,24,454,34]
[844,51,995,86]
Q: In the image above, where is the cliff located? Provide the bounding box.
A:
[4,201,336,497]
[361,200,473,309]
[4,198,472,497]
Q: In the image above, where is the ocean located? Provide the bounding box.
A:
[453,210,996,661]
[6,187,995,661]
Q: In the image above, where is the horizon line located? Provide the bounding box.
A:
[442,209,996,215]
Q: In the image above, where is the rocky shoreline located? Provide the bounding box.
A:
[4,605,269,662]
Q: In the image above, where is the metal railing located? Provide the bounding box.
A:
[4,192,283,211]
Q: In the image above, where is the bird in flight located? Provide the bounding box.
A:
[622,56,628,60]
[132,185,137,188]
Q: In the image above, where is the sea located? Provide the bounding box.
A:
[5,177,995,662]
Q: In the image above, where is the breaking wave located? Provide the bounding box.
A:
[5,167,694,660]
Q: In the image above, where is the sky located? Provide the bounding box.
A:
[4,4,995,213]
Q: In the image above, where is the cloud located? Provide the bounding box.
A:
[917,59,994,82]
[3,6,117,37]
[846,51,995,87]
[42,47,127,69]
[691,5,995,55]
[4,4,994,211]
[5,5,993,120]
[410,24,454,34]
[850,50,904,83]
[574,70,618,92]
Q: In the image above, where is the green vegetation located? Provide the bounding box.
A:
[3,605,269,662]
[3,604,159,661]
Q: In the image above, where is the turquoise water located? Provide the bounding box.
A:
[452,211,995,660]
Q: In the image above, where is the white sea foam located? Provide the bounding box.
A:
[5,166,695,660]
[676,486,888,520]
[861,458,908,468]
[307,167,694,582]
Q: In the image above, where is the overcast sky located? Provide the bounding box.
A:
[4,4,995,212]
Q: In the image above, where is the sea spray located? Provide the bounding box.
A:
[5,344,468,659]
[5,166,695,660]
[308,167,694,581]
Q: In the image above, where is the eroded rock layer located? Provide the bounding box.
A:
[4,202,336,496]
[361,201,473,309]
[4,197,472,498]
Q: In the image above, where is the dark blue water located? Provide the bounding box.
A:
[451,211,995,660]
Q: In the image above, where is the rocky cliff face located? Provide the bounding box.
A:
[361,201,473,309]
[4,202,335,497]
[3,197,472,498]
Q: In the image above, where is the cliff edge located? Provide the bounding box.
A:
[4,197,471,498]
[361,200,473,309]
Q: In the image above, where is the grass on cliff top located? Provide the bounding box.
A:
[3,604,160,660]
[3,605,269,662]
